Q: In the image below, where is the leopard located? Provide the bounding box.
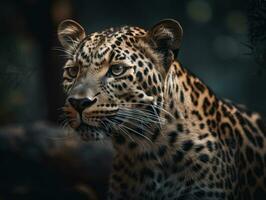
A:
[57,18,266,200]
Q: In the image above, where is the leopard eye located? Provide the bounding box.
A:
[109,64,126,76]
[66,66,79,78]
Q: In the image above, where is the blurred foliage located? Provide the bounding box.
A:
[247,0,266,67]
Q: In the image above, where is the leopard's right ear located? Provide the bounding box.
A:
[57,19,86,49]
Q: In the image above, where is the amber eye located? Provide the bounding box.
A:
[66,66,79,78]
[109,64,127,76]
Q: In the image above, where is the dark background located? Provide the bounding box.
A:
[0,0,265,199]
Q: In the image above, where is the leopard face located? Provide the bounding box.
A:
[58,19,183,141]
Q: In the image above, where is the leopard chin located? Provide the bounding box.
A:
[75,122,110,141]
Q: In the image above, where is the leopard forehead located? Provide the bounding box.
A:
[71,26,148,65]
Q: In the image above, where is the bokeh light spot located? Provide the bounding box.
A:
[226,11,247,34]
[52,0,73,23]
[187,0,212,23]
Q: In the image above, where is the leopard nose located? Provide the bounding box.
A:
[68,97,97,113]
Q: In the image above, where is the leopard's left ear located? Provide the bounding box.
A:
[57,19,86,49]
[147,19,183,69]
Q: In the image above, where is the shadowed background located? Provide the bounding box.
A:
[0,0,265,199]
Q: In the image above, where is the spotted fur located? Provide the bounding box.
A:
[58,19,266,200]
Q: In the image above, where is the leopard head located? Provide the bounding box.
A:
[57,19,183,141]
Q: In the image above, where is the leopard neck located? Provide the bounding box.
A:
[111,60,220,164]
[162,60,219,131]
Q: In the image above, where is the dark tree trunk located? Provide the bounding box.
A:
[18,0,74,123]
